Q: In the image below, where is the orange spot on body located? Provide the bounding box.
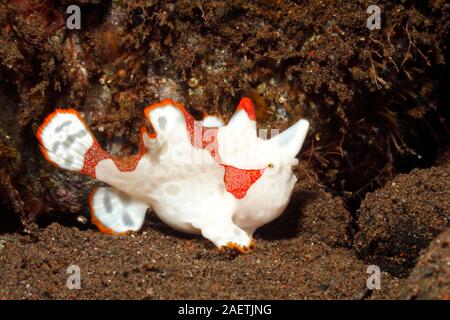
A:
[222,165,264,199]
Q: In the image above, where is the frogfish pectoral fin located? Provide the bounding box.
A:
[90,187,148,235]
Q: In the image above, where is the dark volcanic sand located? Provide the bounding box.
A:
[0,218,397,300]
[1,165,448,300]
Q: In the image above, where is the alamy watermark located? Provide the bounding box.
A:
[65,4,382,33]
[66,265,81,290]
[366,265,381,290]
[367,5,381,30]
[66,5,81,30]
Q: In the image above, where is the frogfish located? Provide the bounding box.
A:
[36,98,309,253]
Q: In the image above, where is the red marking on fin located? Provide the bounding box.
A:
[222,165,264,199]
[236,97,256,121]
[81,126,148,178]
[112,152,145,172]
[80,142,109,178]
[81,140,146,178]
[110,129,147,172]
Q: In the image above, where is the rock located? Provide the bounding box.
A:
[258,166,352,247]
[355,166,450,277]
[399,228,450,300]
[368,272,404,300]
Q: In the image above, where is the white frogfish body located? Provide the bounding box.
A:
[37,98,309,252]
